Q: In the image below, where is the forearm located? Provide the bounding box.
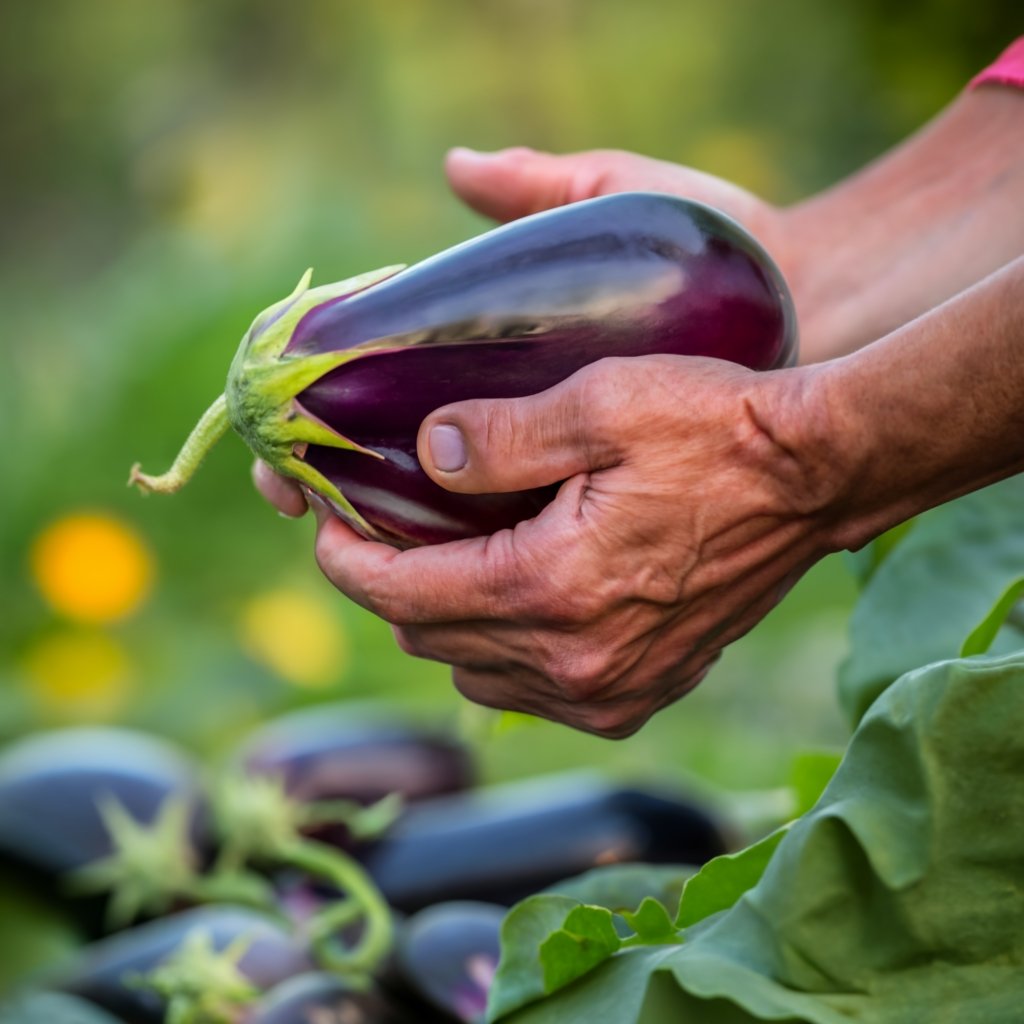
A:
[801,256,1024,551]
[782,87,1024,363]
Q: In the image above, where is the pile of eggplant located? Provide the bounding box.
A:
[0,710,728,1023]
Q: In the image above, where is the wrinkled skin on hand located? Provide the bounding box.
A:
[257,352,837,737]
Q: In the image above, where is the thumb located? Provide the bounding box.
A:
[416,367,622,494]
[445,146,706,224]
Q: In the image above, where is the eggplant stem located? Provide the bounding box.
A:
[130,393,229,494]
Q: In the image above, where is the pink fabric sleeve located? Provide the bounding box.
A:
[970,37,1024,89]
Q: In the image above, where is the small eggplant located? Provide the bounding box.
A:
[238,707,472,807]
[0,728,206,933]
[56,905,310,1024]
[393,902,504,1023]
[0,992,127,1024]
[131,193,797,547]
[362,775,728,912]
[248,973,424,1024]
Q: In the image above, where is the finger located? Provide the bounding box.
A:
[444,146,738,223]
[417,360,624,493]
[313,509,578,624]
[252,460,307,518]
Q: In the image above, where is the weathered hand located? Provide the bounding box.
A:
[261,355,836,737]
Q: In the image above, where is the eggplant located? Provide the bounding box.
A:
[362,775,728,912]
[0,992,127,1024]
[56,905,310,1024]
[248,973,423,1024]
[131,192,797,547]
[0,728,206,933]
[393,902,504,1023]
[237,707,473,845]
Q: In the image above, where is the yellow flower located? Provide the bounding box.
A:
[23,628,133,720]
[240,587,347,689]
[30,513,153,624]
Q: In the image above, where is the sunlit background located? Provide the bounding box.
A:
[0,1,1011,799]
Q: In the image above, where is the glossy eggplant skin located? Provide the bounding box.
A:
[57,906,310,1024]
[0,729,206,933]
[363,776,729,913]
[0,992,128,1024]
[290,193,797,547]
[249,973,424,1024]
[394,902,504,1023]
[239,708,473,808]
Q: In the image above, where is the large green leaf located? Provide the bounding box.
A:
[839,476,1024,724]
[499,652,1024,1023]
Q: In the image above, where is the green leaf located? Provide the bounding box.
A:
[787,748,844,817]
[545,863,696,917]
[620,897,681,946]
[675,826,788,929]
[497,653,1024,1023]
[840,476,1024,724]
[540,905,622,991]
[487,895,582,1022]
[960,575,1024,657]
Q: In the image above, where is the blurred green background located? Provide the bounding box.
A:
[0,1,1012,795]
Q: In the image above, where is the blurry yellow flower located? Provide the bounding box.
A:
[23,628,133,720]
[240,587,347,689]
[30,513,153,624]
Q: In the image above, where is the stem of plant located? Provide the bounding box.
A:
[279,837,393,977]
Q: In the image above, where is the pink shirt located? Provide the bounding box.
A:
[970,37,1024,89]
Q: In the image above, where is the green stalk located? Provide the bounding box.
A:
[130,393,229,494]
[278,837,393,977]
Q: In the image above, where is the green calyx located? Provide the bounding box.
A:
[129,265,405,537]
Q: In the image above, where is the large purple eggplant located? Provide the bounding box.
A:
[361,775,729,912]
[131,193,796,547]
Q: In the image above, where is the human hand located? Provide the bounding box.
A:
[445,145,788,269]
[258,354,839,736]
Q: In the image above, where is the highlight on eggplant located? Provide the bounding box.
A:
[130,192,797,548]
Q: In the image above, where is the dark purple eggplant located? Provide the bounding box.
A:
[362,775,728,913]
[0,729,206,933]
[237,707,473,841]
[56,905,310,1024]
[131,192,797,547]
[0,992,127,1024]
[247,973,423,1024]
[393,902,504,1023]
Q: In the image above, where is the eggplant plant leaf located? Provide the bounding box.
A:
[546,863,696,919]
[960,575,1024,657]
[840,475,1024,724]
[675,825,788,929]
[539,905,622,991]
[621,897,681,946]
[496,652,1024,1023]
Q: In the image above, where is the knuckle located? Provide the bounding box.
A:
[578,703,643,739]
[391,625,420,658]
[544,647,613,702]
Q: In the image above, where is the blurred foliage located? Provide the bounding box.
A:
[0,2,1014,790]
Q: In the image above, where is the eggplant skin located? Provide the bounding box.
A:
[363,775,729,912]
[288,193,797,547]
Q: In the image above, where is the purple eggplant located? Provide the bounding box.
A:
[248,973,424,1024]
[131,192,797,547]
[362,775,729,912]
[0,728,206,934]
[0,993,128,1024]
[393,902,504,1023]
[238,707,472,811]
[56,905,310,1024]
